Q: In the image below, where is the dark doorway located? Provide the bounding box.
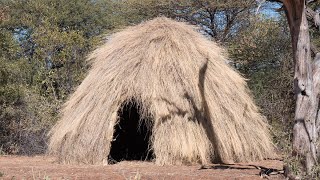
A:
[108,101,153,163]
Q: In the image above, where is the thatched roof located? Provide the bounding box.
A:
[48,17,274,165]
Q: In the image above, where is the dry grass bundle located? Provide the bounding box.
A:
[48,17,274,165]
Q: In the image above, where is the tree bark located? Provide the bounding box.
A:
[279,0,319,173]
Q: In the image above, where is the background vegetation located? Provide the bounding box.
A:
[0,0,316,177]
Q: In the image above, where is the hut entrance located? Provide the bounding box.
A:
[108,101,153,163]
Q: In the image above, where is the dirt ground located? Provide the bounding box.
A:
[0,156,285,180]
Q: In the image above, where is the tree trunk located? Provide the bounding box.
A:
[281,0,319,173]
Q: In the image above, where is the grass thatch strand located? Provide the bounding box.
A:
[48,17,274,165]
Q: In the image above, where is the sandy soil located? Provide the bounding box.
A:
[0,156,285,179]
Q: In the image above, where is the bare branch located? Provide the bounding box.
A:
[310,43,319,55]
[266,0,284,3]
[306,0,317,4]
[306,7,320,28]
[256,0,266,14]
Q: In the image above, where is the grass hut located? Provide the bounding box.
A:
[48,17,274,165]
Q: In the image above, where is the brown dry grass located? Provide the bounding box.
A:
[48,17,274,165]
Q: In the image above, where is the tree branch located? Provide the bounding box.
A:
[267,0,284,3]
[310,43,318,55]
[306,6,320,28]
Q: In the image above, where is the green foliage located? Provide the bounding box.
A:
[0,0,121,101]
[0,56,55,154]
[229,15,295,170]
[0,0,125,154]
[229,16,293,123]
[0,58,27,154]
[0,29,20,60]
[229,16,291,73]
[2,0,120,36]
[118,0,176,23]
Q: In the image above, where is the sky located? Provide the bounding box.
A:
[260,1,283,19]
